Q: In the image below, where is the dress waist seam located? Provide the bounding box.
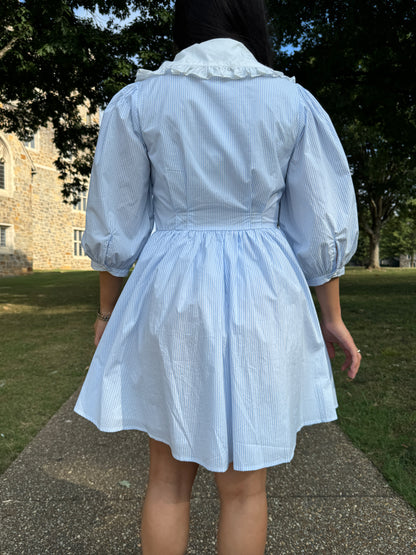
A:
[155,225,279,232]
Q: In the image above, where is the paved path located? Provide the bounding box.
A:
[1,387,415,554]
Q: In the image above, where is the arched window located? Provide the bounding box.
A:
[0,159,5,189]
[0,136,13,196]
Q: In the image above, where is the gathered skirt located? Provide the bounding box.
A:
[73,227,338,472]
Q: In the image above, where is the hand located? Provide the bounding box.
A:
[319,318,361,379]
[94,318,108,347]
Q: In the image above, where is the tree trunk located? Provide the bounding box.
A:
[368,232,381,269]
[361,195,388,270]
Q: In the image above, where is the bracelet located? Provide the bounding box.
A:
[97,309,112,322]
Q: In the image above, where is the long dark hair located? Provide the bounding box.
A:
[173,0,274,68]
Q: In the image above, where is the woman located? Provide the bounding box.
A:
[74,0,362,553]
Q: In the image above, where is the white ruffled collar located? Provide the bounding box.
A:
[135,38,295,82]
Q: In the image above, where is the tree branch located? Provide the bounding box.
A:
[0,37,18,60]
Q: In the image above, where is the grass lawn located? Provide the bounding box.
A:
[1,268,415,509]
[321,267,416,509]
[0,270,99,472]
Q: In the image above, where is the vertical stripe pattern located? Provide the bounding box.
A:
[74,40,358,472]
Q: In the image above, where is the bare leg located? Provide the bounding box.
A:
[215,463,268,555]
[140,438,199,555]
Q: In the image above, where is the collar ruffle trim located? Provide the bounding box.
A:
[136,62,295,82]
[135,38,295,82]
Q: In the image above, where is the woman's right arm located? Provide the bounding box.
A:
[313,277,361,379]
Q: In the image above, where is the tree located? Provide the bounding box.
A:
[347,124,416,268]
[2,0,416,256]
[266,0,416,268]
[0,0,174,204]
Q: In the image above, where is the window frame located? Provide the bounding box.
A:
[73,228,87,258]
[0,223,14,253]
[23,132,39,151]
[72,189,88,212]
[0,136,14,197]
[0,160,5,190]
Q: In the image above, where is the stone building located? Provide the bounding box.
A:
[400,253,416,268]
[0,112,96,277]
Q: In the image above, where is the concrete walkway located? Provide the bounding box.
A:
[1,387,415,554]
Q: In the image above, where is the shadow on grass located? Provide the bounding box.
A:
[0,271,101,311]
[0,271,102,473]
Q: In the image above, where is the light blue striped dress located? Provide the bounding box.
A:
[73,38,359,472]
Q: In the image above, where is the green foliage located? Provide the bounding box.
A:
[0,0,174,203]
[1,0,415,244]
[267,0,416,266]
[380,199,416,261]
[351,228,370,266]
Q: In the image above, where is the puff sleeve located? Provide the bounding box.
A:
[279,84,359,286]
[81,83,154,277]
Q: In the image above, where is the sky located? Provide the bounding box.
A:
[74,6,139,28]
[74,7,297,54]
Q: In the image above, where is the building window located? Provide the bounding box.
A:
[73,189,88,212]
[0,161,5,189]
[0,136,13,196]
[73,229,87,257]
[0,224,13,251]
[23,133,38,150]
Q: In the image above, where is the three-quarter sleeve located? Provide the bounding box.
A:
[280,84,359,286]
[81,83,154,277]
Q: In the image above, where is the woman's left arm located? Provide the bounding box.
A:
[279,84,359,287]
[94,272,124,347]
